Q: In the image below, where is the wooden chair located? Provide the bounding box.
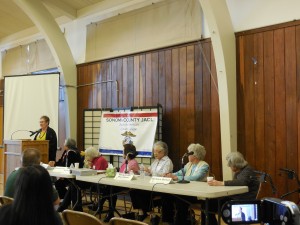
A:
[109,217,148,225]
[0,196,14,207]
[62,209,104,225]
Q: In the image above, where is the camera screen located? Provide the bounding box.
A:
[231,204,260,223]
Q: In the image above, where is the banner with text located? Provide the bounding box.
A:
[99,110,158,157]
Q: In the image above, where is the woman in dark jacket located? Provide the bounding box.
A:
[34,115,57,161]
[49,138,84,212]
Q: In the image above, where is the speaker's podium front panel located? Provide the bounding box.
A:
[3,139,49,185]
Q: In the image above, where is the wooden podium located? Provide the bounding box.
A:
[3,139,49,185]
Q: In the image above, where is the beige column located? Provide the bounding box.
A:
[199,0,236,180]
[13,0,77,139]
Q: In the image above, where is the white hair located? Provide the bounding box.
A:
[187,143,206,160]
[226,152,248,169]
[153,141,168,155]
[85,146,100,160]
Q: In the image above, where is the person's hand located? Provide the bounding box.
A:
[164,173,178,180]
[48,161,55,167]
[144,167,150,174]
[207,180,224,186]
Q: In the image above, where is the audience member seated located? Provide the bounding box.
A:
[0,165,63,225]
[50,138,84,212]
[4,148,60,206]
[162,143,209,225]
[203,151,260,225]
[102,144,140,223]
[130,141,173,221]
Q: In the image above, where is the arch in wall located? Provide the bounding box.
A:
[199,0,236,179]
[13,0,77,140]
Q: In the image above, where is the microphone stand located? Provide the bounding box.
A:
[10,130,32,140]
[177,153,190,184]
[124,153,130,174]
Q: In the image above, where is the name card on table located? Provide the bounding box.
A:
[150,176,174,184]
[114,172,136,181]
[52,167,71,174]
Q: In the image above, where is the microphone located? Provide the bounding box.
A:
[125,152,134,173]
[10,130,34,140]
[178,151,194,184]
[29,130,40,137]
[183,151,194,157]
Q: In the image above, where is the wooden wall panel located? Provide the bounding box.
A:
[236,21,300,202]
[77,40,221,178]
[171,48,180,164]
[210,47,221,175]
[263,31,276,184]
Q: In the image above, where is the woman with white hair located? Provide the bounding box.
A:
[84,146,108,170]
[162,143,209,225]
[202,151,260,225]
[165,143,209,181]
[208,151,259,199]
[84,147,108,211]
[130,141,174,221]
[145,141,173,176]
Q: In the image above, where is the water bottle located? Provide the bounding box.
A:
[140,163,145,179]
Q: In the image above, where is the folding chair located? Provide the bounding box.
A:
[0,196,13,207]
[62,209,104,225]
[109,217,148,225]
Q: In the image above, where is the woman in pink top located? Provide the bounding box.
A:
[119,144,140,174]
[84,146,108,170]
[102,144,140,222]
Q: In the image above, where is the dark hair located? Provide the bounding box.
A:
[21,148,41,167]
[123,144,137,160]
[40,115,50,125]
[11,165,59,225]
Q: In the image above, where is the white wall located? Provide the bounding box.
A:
[226,0,300,32]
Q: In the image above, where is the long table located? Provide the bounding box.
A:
[76,174,248,199]
[76,174,248,224]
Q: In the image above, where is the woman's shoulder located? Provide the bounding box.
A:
[47,126,56,133]
[129,159,139,165]
[162,155,171,161]
[97,156,108,162]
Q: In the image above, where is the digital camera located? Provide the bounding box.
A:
[221,197,300,225]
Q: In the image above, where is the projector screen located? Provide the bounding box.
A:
[4,74,59,142]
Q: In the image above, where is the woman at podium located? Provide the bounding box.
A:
[34,115,57,161]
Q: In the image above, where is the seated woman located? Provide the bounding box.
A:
[102,144,140,222]
[84,146,108,170]
[0,165,62,225]
[130,141,173,221]
[84,146,108,211]
[162,143,209,225]
[49,138,84,212]
[203,151,260,225]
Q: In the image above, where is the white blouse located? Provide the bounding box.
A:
[148,155,173,176]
